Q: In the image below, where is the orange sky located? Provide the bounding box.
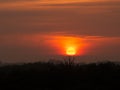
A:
[0,0,119,9]
[0,0,120,63]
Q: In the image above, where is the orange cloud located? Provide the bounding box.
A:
[0,0,119,10]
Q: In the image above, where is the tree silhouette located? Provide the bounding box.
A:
[0,60,120,90]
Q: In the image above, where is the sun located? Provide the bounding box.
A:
[66,47,76,56]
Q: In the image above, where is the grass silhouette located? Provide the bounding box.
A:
[0,59,120,90]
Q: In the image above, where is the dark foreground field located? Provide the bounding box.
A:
[0,61,120,90]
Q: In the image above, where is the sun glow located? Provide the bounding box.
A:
[66,47,76,56]
[43,35,90,56]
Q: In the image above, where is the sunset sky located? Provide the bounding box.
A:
[0,0,120,63]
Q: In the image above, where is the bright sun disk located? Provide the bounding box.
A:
[66,47,76,56]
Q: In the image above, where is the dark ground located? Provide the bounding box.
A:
[0,61,120,90]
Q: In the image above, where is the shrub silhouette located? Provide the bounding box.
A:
[0,60,120,90]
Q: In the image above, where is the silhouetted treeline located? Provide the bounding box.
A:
[0,61,120,90]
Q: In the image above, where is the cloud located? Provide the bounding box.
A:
[0,1,120,37]
[0,0,37,3]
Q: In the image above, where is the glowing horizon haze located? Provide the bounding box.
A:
[0,0,120,63]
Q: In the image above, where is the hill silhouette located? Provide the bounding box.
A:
[0,61,120,90]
